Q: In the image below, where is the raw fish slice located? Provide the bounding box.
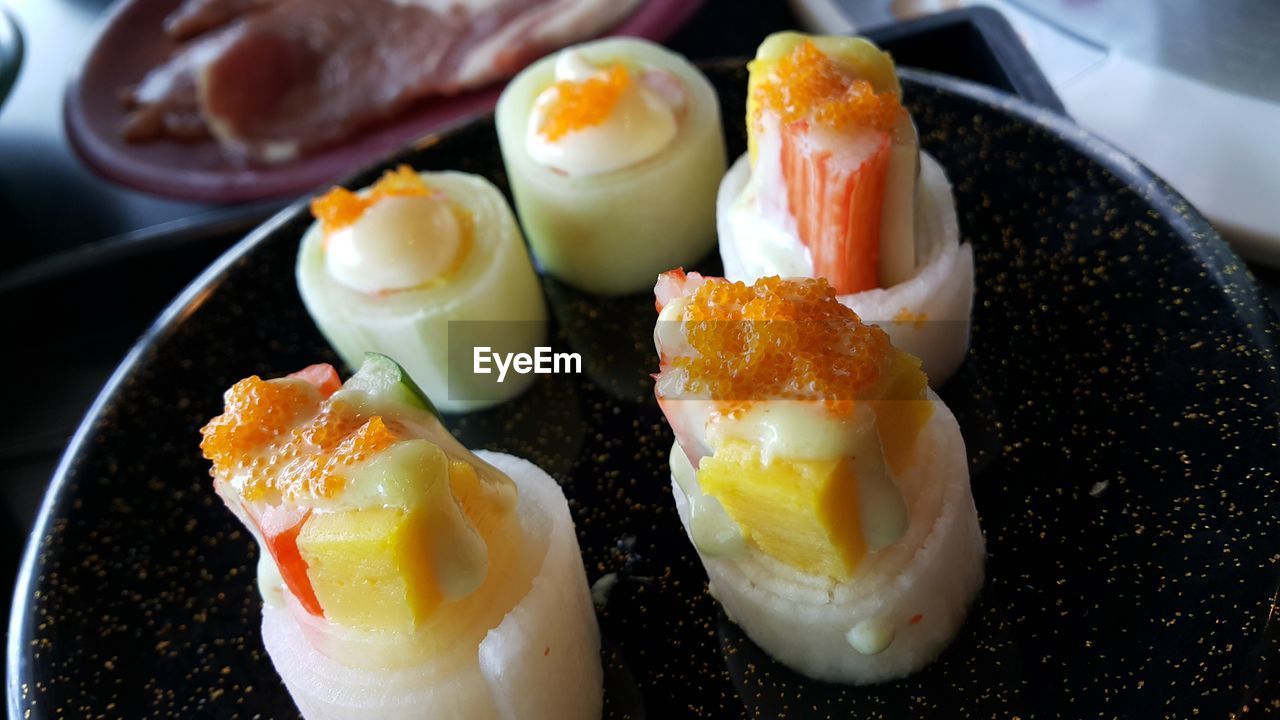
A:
[164,0,276,41]
[125,0,640,162]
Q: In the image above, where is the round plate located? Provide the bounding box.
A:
[13,63,1280,717]
[64,0,702,203]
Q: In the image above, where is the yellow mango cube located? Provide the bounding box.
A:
[697,441,866,580]
[297,506,441,631]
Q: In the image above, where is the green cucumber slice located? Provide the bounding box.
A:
[344,352,439,416]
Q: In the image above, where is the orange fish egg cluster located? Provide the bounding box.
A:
[757,40,901,132]
[538,63,631,142]
[668,276,891,410]
[310,165,432,234]
[200,379,402,502]
[200,376,320,474]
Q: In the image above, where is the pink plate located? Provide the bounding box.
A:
[65,0,703,203]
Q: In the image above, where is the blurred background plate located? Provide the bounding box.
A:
[0,6,21,112]
[793,0,1280,267]
[64,0,702,203]
[9,61,1280,717]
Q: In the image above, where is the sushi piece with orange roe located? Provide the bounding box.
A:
[653,270,984,683]
[496,38,726,295]
[200,354,601,720]
[717,32,975,385]
[296,166,546,412]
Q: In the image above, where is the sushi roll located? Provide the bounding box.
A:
[718,32,975,384]
[652,270,984,683]
[199,354,601,719]
[297,166,547,412]
[496,38,727,295]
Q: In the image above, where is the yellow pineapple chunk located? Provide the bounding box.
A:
[297,506,441,631]
[697,440,866,580]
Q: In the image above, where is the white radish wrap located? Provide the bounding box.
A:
[261,452,602,720]
[496,38,726,296]
[717,151,975,385]
[672,395,984,684]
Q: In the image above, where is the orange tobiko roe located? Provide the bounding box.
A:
[310,164,432,234]
[756,40,901,132]
[200,378,403,502]
[537,63,631,142]
[665,276,891,413]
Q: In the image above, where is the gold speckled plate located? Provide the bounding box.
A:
[9,63,1279,718]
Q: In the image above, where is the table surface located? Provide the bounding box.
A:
[0,0,1277,658]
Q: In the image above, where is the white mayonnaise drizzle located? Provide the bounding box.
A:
[325,193,464,294]
[525,50,677,177]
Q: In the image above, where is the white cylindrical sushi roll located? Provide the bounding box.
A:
[200,355,600,720]
[495,38,726,295]
[297,167,547,412]
[716,32,975,385]
[652,271,984,684]
[670,396,983,683]
[263,452,601,720]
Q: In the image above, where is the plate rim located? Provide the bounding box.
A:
[61,0,705,203]
[11,62,1278,716]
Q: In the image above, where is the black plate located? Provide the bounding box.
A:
[9,62,1279,718]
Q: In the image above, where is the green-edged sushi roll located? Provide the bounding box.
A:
[496,38,726,296]
[297,166,546,413]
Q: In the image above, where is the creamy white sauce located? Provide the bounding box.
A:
[846,617,894,655]
[525,50,677,177]
[670,442,744,558]
[850,415,908,551]
[250,385,503,604]
[324,193,464,295]
[707,401,870,464]
[257,551,285,609]
[689,494,746,557]
[727,113,813,278]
